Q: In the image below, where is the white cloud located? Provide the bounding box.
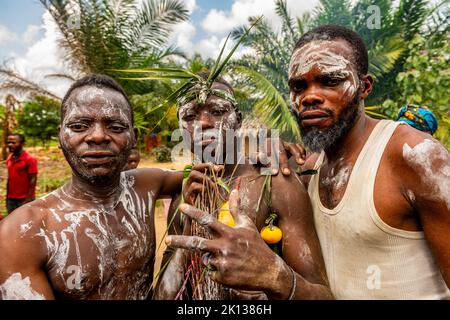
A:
[22,25,41,46]
[170,20,197,55]
[181,0,197,14]
[6,12,72,99]
[0,24,18,43]
[202,0,319,36]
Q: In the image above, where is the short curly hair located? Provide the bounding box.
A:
[61,74,133,124]
[293,24,369,78]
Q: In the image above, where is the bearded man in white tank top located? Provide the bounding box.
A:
[287,25,449,299]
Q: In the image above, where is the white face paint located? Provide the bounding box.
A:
[0,273,45,300]
[289,40,358,101]
[403,139,450,210]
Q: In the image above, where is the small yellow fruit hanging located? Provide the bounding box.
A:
[260,225,283,244]
[218,201,235,227]
[260,213,282,244]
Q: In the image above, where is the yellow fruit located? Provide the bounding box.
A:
[218,201,235,227]
[260,225,282,244]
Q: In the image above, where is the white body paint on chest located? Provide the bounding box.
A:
[322,165,351,190]
[34,173,155,299]
[0,273,45,300]
[403,139,450,210]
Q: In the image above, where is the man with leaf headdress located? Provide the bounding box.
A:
[153,70,333,300]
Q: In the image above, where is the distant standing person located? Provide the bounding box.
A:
[124,148,141,170]
[6,134,38,214]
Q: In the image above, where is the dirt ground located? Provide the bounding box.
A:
[0,146,185,277]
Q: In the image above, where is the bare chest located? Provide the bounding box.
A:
[318,161,353,209]
[39,204,155,299]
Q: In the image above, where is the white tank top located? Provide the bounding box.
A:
[308,120,450,299]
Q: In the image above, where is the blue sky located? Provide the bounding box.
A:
[0,0,319,97]
[0,0,235,59]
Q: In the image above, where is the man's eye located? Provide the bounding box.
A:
[323,78,341,86]
[109,124,126,132]
[212,109,227,116]
[68,123,88,131]
[182,114,196,122]
[290,80,306,92]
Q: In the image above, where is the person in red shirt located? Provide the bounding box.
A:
[6,134,38,214]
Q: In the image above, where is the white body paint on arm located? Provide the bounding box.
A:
[403,139,450,210]
[0,273,45,300]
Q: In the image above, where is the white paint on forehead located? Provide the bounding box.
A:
[0,273,45,300]
[77,87,105,102]
[289,40,352,77]
[403,139,450,210]
[64,87,131,126]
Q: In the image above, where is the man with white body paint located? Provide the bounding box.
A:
[0,74,184,299]
[168,25,449,299]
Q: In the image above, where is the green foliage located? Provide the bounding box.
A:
[152,145,172,162]
[130,90,178,147]
[16,96,60,147]
[230,3,300,141]
[230,0,447,143]
[382,35,450,147]
[40,0,189,74]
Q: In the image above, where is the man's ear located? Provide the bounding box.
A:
[57,125,62,149]
[236,110,243,129]
[360,74,373,99]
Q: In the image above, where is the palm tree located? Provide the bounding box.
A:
[230,0,434,141]
[2,0,189,99]
[39,0,189,94]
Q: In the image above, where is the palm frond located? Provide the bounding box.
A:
[368,36,405,79]
[234,66,300,141]
[0,68,62,101]
[275,0,295,40]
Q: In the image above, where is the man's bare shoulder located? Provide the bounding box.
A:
[0,196,55,266]
[0,194,58,241]
[271,170,310,206]
[387,123,447,168]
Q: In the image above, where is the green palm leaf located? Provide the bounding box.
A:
[234,66,300,140]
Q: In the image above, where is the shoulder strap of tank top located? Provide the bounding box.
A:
[307,151,325,196]
[354,120,400,178]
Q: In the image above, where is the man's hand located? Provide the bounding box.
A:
[166,189,292,298]
[182,163,224,205]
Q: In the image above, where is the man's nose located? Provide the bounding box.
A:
[85,123,111,144]
[197,112,215,130]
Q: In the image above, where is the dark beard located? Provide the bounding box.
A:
[298,94,361,153]
[61,147,130,187]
